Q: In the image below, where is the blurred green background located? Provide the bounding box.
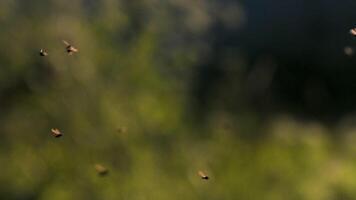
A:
[2,0,356,199]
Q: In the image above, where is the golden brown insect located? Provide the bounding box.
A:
[62,40,78,55]
[198,171,209,180]
[94,164,109,176]
[39,49,48,56]
[51,128,62,138]
[344,46,354,56]
[350,28,356,36]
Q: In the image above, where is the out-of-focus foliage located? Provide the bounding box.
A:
[1,0,356,200]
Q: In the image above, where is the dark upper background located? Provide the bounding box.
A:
[192,0,356,123]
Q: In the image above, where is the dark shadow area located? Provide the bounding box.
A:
[190,0,356,123]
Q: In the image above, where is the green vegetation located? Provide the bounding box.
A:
[0,1,356,200]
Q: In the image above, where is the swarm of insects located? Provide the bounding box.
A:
[62,40,78,55]
[94,164,109,176]
[350,28,356,36]
[39,49,48,56]
[51,128,62,138]
[198,171,209,180]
